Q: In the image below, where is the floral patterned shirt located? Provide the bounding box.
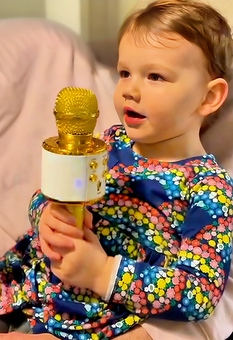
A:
[90,125,233,322]
[0,125,232,340]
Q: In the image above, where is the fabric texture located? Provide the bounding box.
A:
[0,125,232,340]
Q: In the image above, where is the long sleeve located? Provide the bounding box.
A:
[90,126,233,322]
[28,189,49,232]
[99,170,233,321]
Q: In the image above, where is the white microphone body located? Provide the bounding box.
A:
[41,143,107,203]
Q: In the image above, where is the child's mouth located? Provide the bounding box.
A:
[126,110,145,118]
[124,109,146,125]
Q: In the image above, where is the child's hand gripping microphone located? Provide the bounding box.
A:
[41,87,108,229]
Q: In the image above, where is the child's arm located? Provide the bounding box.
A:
[98,171,233,322]
[44,169,232,322]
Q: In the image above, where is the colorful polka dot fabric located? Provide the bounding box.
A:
[0,125,232,339]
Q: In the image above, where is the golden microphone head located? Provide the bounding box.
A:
[54,87,99,136]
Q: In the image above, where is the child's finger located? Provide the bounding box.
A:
[50,204,77,226]
[47,220,83,239]
[39,223,76,248]
[40,237,61,261]
[39,208,84,239]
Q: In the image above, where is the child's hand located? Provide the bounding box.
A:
[39,203,92,261]
[50,227,114,297]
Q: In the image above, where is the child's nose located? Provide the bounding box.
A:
[122,82,140,102]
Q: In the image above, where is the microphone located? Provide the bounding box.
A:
[41,87,108,229]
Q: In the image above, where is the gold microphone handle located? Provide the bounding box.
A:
[66,204,85,230]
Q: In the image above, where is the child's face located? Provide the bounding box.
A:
[114,31,212,156]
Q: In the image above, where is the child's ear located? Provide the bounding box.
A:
[199,78,228,117]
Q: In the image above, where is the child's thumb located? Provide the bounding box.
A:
[84,209,93,229]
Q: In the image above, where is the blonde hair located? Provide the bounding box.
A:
[118,0,233,82]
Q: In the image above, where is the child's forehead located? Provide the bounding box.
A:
[118,31,210,78]
[121,29,188,50]
[120,31,207,62]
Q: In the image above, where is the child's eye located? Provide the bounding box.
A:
[148,73,164,81]
[119,70,130,78]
